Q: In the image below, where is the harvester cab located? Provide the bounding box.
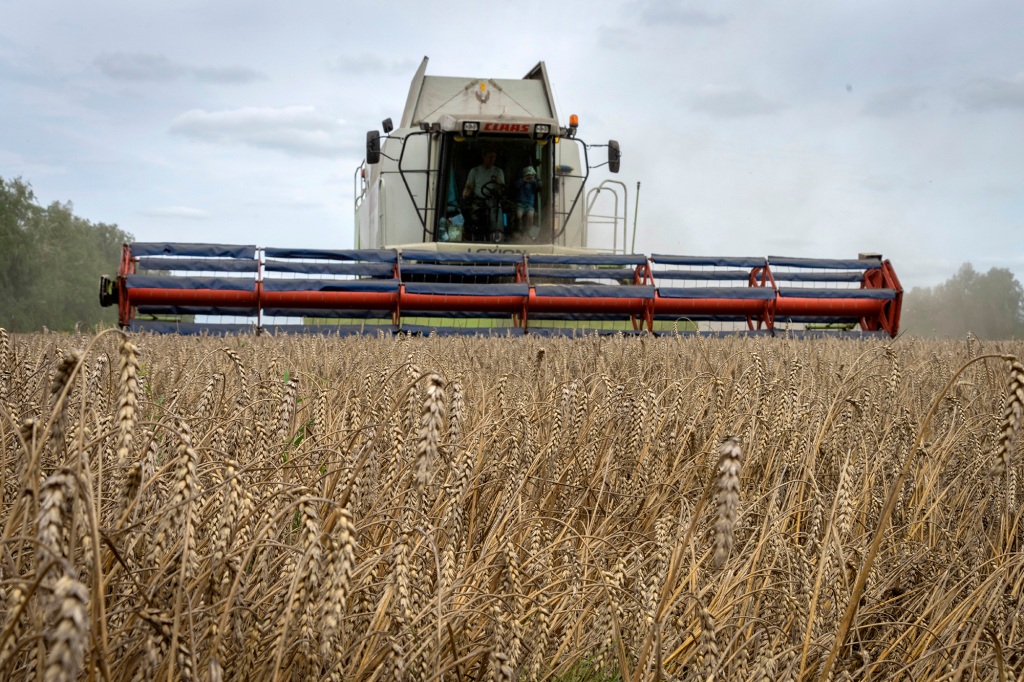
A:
[355,58,621,253]
[100,58,903,337]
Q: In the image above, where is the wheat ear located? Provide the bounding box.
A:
[993,356,1024,478]
[37,472,75,568]
[698,599,721,680]
[48,350,83,455]
[115,335,141,467]
[321,505,357,661]
[414,373,445,493]
[714,436,743,569]
[44,575,89,682]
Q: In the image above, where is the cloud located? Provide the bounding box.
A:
[170,106,360,158]
[141,206,210,219]
[328,54,420,76]
[862,174,933,193]
[95,52,265,84]
[954,74,1024,111]
[191,65,266,84]
[242,196,325,210]
[688,86,784,117]
[637,0,729,27]
[862,86,929,117]
[95,52,182,81]
[763,235,810,253]
[595,25,644,51]
[0,150,67,177]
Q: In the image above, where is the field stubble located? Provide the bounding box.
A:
[0,327,1023,681]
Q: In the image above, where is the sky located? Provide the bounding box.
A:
[2,0,1022,289]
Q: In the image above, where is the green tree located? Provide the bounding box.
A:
[0,176,132,332]
[0,177,42,330]
[903,262,1024,339]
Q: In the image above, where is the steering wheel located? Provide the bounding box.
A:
[480,179,505,201]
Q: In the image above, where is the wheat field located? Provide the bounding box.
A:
[1,328,1022,681]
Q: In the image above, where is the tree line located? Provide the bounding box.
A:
[1,176,132,332]
[901,262,1024,339]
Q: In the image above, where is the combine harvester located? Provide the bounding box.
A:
[100,58,902,337]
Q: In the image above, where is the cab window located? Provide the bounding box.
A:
[437,134,551,245]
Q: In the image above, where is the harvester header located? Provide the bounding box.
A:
[100,243,901,336]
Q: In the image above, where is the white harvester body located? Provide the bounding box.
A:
[355,58,621,255]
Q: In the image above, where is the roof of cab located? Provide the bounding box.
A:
[400,57,558,128]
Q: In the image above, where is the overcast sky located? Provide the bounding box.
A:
[2,0,1022,289]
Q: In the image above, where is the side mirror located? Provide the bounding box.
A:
[366,130,381,165]
[382,118,394,134]
[608,140,621,173]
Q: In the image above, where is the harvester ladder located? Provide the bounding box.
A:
[584,180,630,254]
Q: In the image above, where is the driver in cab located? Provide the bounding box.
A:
[462,149,505,200]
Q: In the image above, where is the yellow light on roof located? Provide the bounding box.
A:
[474,81,490,103]
[569,114,579,127]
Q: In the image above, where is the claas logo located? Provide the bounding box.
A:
[482,122,531,134]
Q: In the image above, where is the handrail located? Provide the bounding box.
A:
[584,180,629,254]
